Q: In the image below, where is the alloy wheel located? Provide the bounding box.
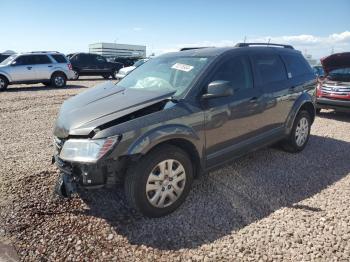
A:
[146,159,186,208]
[295,117,309,147]
[0,78,5,89]
[54,76,64,87]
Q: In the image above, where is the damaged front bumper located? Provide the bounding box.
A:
[52,154,126,198]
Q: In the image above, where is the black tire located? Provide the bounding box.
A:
[51,72,67,88]
[0,75,8,91]
[124,144,193,217]
[112,70,118,79]
[282,110,311,153]
[316,108,321,114]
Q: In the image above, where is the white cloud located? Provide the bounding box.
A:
[155,31,350,59]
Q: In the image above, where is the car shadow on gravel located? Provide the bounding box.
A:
[5,84,89,92]
[75,134,350,250]
[317,111,350,123]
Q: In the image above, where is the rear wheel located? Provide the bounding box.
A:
[282,110,311,153]
[316,108,321,114]
[51,72,67,88]
[124,145,193,217]
[112,70,119,79]
[0,76,8,91]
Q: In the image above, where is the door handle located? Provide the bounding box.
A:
[27,66,32,70]
[48,65,53,67]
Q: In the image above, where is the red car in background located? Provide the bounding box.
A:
[316,52,350,113]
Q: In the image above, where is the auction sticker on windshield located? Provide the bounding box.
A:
[171,63,194,72]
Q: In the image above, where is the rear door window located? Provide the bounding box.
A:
[33,55,52,64]
[282,54,313,77]
[252,54,287,84]
[51,54,67,63]
[211,55,254,90]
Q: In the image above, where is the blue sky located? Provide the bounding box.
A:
[1,0,349,58]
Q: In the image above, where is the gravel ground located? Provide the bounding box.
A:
[0,78,349,261]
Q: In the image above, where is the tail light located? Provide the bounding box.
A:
[67,63,73,70]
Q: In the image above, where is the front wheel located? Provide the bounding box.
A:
[282,110,311,153]
[124,145,193,217]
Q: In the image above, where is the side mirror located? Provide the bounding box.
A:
[10,61,17,66]
[202,80,234,99]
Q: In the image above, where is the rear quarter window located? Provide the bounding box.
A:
[252,54,287,84]
[282,53,313,77]
[51,54,67,63]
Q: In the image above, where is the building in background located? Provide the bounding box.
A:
[89,43,146,59]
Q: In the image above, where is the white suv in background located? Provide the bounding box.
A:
[0,52,74,91]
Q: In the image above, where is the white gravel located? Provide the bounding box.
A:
[0,78,349,261]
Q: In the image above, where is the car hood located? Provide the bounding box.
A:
[54,81,175,138]
[321,52,350,74]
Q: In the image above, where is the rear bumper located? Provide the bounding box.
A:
[316,97,350,112]
[66,70,76,80]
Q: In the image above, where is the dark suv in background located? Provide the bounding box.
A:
[113,57,139,67]
[53,43,316,217]
[67,53,123,80]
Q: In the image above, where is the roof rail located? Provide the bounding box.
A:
[180,47,211,51]
[28,51,60,54]
[235,43,294,49]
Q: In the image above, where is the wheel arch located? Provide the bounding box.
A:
[0,72,11,83]
[50,70,68,79]
[126,124,204,177]
[285,93,315,134]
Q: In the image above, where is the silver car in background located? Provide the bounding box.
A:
[115,58,149,79]
[0,51,75,91]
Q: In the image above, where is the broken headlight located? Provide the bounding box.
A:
[59,136,118,163]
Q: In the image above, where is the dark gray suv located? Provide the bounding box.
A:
[53,43,316,217]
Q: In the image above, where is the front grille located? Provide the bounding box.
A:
[321,85,350,96]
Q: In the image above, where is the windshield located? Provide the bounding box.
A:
[117,55,212,97]
[0,54,17,65]
[328,67,350,81]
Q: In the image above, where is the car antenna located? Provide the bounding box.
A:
[267,38,271,46]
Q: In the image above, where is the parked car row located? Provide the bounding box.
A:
[0,51,150,90]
